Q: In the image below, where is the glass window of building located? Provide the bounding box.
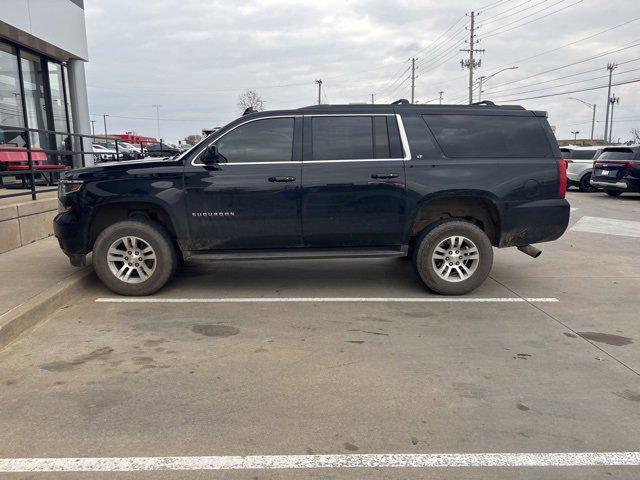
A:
[0,42,26,148]
[20,51,49,149]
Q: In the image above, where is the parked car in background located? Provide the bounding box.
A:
[96,141,140,160]
[120,142,144,158]
[591,145,640,196]
[146,143,180,157]
[565,146,604,192]
[92,144,119,162]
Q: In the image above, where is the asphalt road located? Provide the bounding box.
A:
[1,190,639,479]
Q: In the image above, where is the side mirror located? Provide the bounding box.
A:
[201,145,220,164]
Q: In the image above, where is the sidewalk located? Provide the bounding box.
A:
[0,237,93,349]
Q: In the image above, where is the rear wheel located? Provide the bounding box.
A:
[93,219,177,296]
[604,189,623,197]
[579,173,596,192]
[413,220,493,295]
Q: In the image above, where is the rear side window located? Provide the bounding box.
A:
[423,114,552,158]
[312,116,373,160]
[560,149,572,159]
[571,150,597,159]
[598,148,636,160]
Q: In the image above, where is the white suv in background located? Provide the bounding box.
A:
[563,146,606,192]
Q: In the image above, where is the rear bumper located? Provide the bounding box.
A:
[591,176,640,191]
[498,198,570,248]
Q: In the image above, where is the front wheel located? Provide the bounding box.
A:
[604,189,623,197]
[93,219,177,296]
[413,220,493,295]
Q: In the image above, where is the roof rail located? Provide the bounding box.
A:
[391,99,411,105]
[243,107,257,115]
[471,100,496,106]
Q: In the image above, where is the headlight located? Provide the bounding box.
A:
[58,179,84,197]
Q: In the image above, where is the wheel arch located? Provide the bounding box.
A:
[88,200,180,251]
[407,192,502,247]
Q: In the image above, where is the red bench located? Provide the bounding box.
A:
[0,145,66,187]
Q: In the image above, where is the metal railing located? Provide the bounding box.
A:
[0,124,148,201]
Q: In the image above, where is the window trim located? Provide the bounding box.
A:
[191,113,412,166]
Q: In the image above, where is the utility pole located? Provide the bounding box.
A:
[410,58,416,104]
[102,114,109,139]
[439,91,444,104]
[460,11,484,105]
[90,120,96,137]
[371,93,375,104]
[603,63,617,142]
[315,79,322,105]
[152,104,162,140]
[609,94,619,143]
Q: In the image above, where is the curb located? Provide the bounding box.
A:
[0,267,95,351]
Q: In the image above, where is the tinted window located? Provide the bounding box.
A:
[560,149,572,159]
[312,116,373,160]
[424,114,552,158]
[402,115,443,159]
[373,116,391,158]
[571,150,597,160]
[599,149,636,160]
[215,117,294,163]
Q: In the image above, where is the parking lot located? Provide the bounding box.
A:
[1,190,639,479]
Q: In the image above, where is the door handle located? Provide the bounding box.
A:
[371,173,399,179]
[268,176,296,183]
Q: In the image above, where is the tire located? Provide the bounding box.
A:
[413,220,493,295]
[92,219,177,296]
[604,189,623,197]
[578,173,596,192]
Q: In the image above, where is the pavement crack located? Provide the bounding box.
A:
[489,275,640,378]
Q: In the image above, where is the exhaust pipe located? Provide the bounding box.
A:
[517,245,542,258]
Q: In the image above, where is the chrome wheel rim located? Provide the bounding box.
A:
[431,235,480,283]
[107,236,156,284]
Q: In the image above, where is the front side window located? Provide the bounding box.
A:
[311,116,373,160]
[424,114,552,158]
[215,117,294,163]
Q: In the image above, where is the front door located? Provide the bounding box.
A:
[183,116,303,250]
[301,114,407,247]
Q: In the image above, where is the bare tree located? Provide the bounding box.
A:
[237,90,265,113]
[631,128,640,143]
[184,134,203,146]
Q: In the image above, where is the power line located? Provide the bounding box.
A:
[478,0,520,14]
[481,0,583,39]
[484,58,640,96]
[484,16,640,75]
[495,76,640,102]
[484,39,640,91]
[410,14,467,59]
[478,0,546,27]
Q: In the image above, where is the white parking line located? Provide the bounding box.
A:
[95,297,558,303]
[1,452,638,472]
[570,216,640,238]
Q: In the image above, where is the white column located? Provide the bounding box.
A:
[67,59,94,167]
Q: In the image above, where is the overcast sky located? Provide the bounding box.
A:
[84,0,639,144]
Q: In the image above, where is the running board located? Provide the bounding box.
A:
[184,247,408,262]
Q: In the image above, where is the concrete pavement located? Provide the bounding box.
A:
[0,190,639,479]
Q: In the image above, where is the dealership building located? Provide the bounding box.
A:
[1,0,91,168]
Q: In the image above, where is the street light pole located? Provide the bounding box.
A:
[90,120,96,137]
[152,105,162,140]
[568,97,596,142]
[609,95,619,143]
[571,131,580,142]
[102,114,109,139]
[474,66,518,102]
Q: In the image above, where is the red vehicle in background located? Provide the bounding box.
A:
[110,134,158,148]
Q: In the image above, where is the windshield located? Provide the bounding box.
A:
[598,149,636,160]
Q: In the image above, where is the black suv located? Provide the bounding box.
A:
[591,145,640,196]
[55,102,569,296]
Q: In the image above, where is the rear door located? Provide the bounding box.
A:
[300,114,407,247]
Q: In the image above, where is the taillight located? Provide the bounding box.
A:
[557,158,567,198]
[625,162,634,173]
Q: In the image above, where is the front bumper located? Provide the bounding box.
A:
[53,211,92,262]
